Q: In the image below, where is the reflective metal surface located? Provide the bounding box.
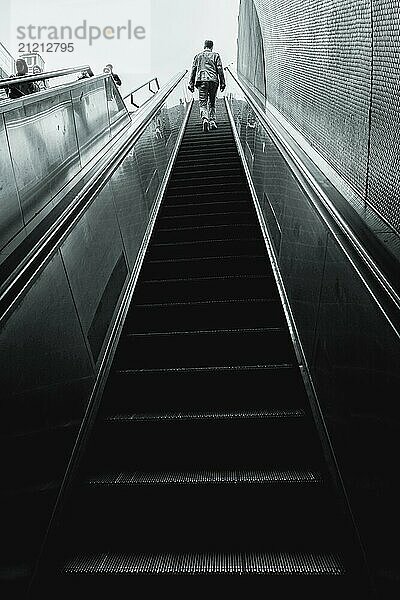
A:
[0,114,23,251]
[0,72,190,596]
[60,182,129,364]
[71,77,111,166]
[0,75,131,262]
[226,71,400,587]
[5,91,80,226]
[109,149,149,271]
[0,251,94,591]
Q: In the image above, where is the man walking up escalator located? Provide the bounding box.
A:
[188,40,226,132]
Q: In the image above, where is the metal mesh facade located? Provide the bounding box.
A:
[237,0,266,97]
[368,1,400,232]
[237,0,400,236]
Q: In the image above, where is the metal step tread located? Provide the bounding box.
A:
[125,326,286,338]
[168,173,243,184]
[147,254,265,265]
[165,190,249,200]
[172,167,242,177]
[178,147,237,154]
[159,211,252,221]
[168,184,246,193]
[173,160,242,170]
[85,468,322,486]
[114,364,295,375]
[140,274,273,285]
[162,200,249,210]
[62,551,345,575]
[103,408,306,423]
[151,237,259,249]
[156,223,256,233]
[134,298,278,309]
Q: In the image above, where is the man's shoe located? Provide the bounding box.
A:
[202,118,209,133]
[210,121,217,130]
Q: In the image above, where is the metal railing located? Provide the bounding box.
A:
[123,76,160,110]
[0,64,93,90]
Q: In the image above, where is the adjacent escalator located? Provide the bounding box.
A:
[36,101,369,597]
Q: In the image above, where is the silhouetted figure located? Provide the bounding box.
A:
[103,64,122,86]
[188,40,226,132]
[77,69,93,80]
[33,65,48,91]
[6,59,39,99]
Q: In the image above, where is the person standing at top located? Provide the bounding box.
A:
[103,64,122,86]
[32,65,48,91]
[5,58,39,99]
[188,40,226,132]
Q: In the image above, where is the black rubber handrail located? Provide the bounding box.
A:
[0,65,93,88]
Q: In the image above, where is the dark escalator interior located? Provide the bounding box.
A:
[37,101,368,597]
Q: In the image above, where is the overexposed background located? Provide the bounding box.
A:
[0,0,240,96]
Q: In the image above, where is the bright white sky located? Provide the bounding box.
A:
[1,0,240,96]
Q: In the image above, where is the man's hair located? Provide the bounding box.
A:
[16,58,28,74]
[204,40,213,49]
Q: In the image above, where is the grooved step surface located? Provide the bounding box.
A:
[62,551,344,575]
[103,408,305,422]
[114,364,295,374]
[86,469,323,486]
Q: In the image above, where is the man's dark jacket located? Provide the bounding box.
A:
[189,48,225,89]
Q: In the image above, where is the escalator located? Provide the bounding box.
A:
[35,101,369,597]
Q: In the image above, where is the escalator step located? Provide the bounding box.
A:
[113,363,295,374]
[161,201,251,216]
[171,166,242,179]
[100,364,305,414]
[62,551,344,575]
[114,327,295,370]
[147,238,266,260]
[103,408,305,422]
[134,274,274,303]
[125,298,283,333]
[140,254,269,278]
[176,151,239,161]
[164,189,249,202]
[155,220,258,237]
[85,468,322,486]
[168,175,244,190]
[173,158,242,170]
[152,225,263,243]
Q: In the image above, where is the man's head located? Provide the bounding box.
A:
[16,58,28,75]
[204,40,213,50]
[33,65,42,75]
[105,63,114,71]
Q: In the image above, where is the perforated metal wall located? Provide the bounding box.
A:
[368,1,400,232]
[237,0,400,237]
[237,0,266,97]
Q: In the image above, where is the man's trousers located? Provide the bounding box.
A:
[198,81,219,121]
